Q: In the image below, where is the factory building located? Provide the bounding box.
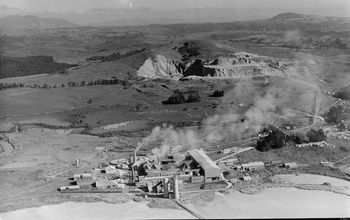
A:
[241,161,265,171]
[95,179,123,189]
[296,141,326,148]
[188,149,222,182]
[60,185,80,192]
[73,173,94,189]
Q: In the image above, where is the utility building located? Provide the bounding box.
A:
[241,161,265,171]
[188,149,222,182]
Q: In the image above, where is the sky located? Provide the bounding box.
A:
[1,0,349,14]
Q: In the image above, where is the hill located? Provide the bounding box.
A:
[0,15,77,33]
[271,12,304,20]
[0,55,76,79]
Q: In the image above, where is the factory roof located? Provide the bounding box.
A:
[242,161,265,167]
[188,149,221,172]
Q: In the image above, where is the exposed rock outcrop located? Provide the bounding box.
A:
[137,54,182,79]
[137,52,287,80]
[183,59,215,77]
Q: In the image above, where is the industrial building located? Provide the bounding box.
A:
[296,141,326,148]
[265,160,283,167]
[60,185,80,192]
[187,149,223,182]
[241,161,265,171]
[73,173,93,181]
[95,179,123,189]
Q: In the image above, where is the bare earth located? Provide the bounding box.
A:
[1,187,349,219]
[187,188,350,219]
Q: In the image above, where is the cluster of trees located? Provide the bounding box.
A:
[0,55,75,79]
[333,86,350,100]
[0,78,133,91]
[86,48,146,62]
[324,105,346,125]
[256,126,286,152]
[177,41,200,61]
[67,113,86,127]
[306,129,327,142]
[162,89,201,105]
[67,79,122,87]
[210,89,224,97]
[30,79,130,89]
[256,126,327,152]
[0,82,24,90]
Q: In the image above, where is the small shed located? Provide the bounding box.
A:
[95,180,120,189]
[73,173,93,181]
[284,162,298,169]
[241,175,251,181]
[60,185,80,191]
[229,178,239,184]
[220,149,232,154]
[105,165,124,176]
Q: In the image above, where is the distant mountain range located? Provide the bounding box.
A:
[0,11,349,35]
[0,15,77,33]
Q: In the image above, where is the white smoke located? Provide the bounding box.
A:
[137,53,322,158]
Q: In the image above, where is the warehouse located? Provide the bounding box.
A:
[241,161,265,171]
[95,179,121,189]
[188,149,222,182]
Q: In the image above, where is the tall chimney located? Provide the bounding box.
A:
[133,151,137,164]
[173,176,179,200]
[131,165,135,183]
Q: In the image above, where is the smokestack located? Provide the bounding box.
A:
[131,165,135,183]
[173,175,179,200]
[134,151,137,164]
[163,178,169,198]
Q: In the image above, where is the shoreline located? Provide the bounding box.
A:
[1,186,349,219]
[1,173,350,214]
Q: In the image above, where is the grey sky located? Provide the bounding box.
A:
[1,0,349,15]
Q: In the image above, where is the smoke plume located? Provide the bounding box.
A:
[137,51,323,158]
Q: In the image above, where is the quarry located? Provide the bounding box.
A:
[0,8,350,219]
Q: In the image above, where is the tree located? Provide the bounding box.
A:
[163,90,187,104]
[324,106,345,125]
[210,90,224,97]
[186,91,201,103]
[338,122,346,132]
[162,90,200,105]
[256,125,286,152]
[287,133,306,144]
[306,129,326,142]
